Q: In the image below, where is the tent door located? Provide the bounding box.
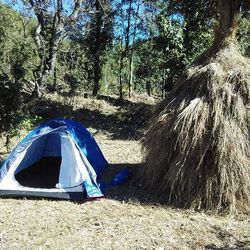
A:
[56,133,89,189]
[15,156,62,188]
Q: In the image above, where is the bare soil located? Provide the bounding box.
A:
[0,94,249,250]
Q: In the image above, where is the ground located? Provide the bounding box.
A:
[0,94,249,250]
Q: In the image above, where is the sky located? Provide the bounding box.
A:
[0,0,74,15]
[0,0,174,42]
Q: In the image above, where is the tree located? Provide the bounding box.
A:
[28,0,83,97]
[114,0,144,100]
[237,16,250,55]
[154,14,186,95]
[142,0,250,213]
[167,0,215,62]
[0,3,35,149]
[83,0,113,96]
[0,73,27,150]
[126,0,141,98]
[0,3,36,76]
[57,39,89,94]
[134,40,165,96]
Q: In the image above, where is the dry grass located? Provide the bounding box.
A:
[0,198,250,250]
[142,44,250,213]
[0,94,249,249]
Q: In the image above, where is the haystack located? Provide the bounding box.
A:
[142,0,250,213]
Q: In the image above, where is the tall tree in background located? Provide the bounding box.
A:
[168,0,215,63]
[1,0,250,100]
[83,0,113,96]
[154,13,185,95]
[28,0,83,97]
[0,3,35,147]
[114,0,143,100]
[142,0,250,213]
[115,0,132,100]
[127,0,141,98]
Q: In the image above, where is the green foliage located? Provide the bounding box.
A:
[56,39,90,93]
[0,3,37,81]
[168,1,214,60]
[82,0,113,95]
[0,1,249,104]
[0,0,249,152]
[100,48,121,95]
[155,15,185,88]
[0,4,21,72]
[134,40,164,95]
[0,69,40,150]
[0,3,38,149]
[237,17,250,55]
[0,73,24,147]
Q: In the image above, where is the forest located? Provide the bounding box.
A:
[0,0,250,137]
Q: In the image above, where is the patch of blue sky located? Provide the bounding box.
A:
[0,0,75,15]
[0,0,182,43]
[112,0,148,43]
[1,0,26,12]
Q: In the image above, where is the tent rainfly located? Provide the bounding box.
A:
[0,119,108,200]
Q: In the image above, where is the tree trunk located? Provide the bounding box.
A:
[30,0,83,98]
[32,74,43,98]
[119,53,124,101]
[183,2,197,55]
[161,69,166,99]
[125,0,132,51]
[5,134,10,152]
[104,66,107,95]
[128,55,133,98]
[213,0,240,45]
[194,0,241,65]
[127,0,140,98]
[92,59,101,97]
[47,22,64,75]
[52,65,57,92]
[92,68,100,97]
[92,0,102,97]
[146,81,151,96]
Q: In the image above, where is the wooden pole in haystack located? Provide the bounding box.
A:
[142,0,250,213]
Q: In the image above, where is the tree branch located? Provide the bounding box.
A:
[29,0,34,7]
[69,0,84,22]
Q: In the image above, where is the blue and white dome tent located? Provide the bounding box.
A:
[0,118,108,200]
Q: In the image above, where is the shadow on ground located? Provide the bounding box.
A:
[207,225,250,249]
[205,241,250,250]
[33,95,153,140]
[1,94,160,204]
[0,163,163,206]
[103,163,164,205]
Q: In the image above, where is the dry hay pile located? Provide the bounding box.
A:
[142,44,250,213]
